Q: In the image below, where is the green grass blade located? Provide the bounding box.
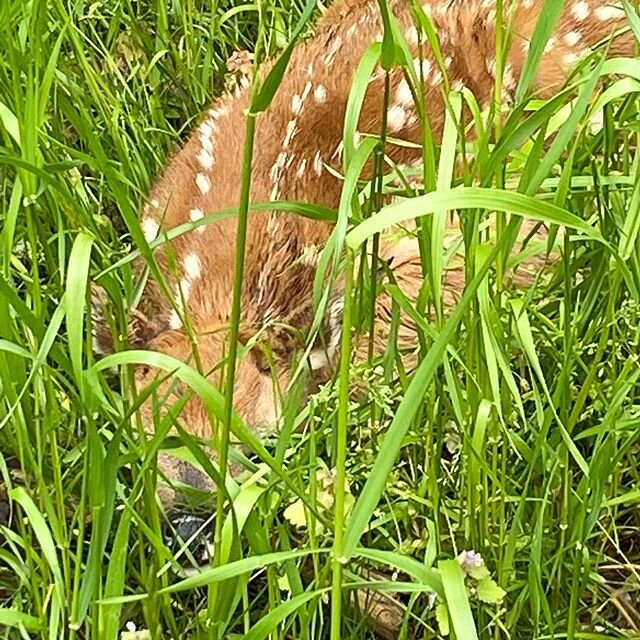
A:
[439,559,478,640]
[347,187,603,249]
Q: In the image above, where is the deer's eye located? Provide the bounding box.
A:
[251,349,272,374]
[257,360,271,374]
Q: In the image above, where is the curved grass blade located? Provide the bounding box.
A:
[100,509,132,640]
[10,487,65,640]
[516,0,567,102]
[251,0,318,113]
[439,559,478,640]
[346,187,603,250]
[86,350,310,507]
[243,589,330,640]
[65,232,94,393]
[160,548,326,594]
[355,547,444,598]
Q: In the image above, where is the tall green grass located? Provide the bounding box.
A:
[1,0,640,638]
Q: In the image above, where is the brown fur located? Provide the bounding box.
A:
[94,0,633,502]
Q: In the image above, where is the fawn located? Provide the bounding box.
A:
[94,0,633,504]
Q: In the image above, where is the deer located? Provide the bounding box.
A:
[93,0,633,511]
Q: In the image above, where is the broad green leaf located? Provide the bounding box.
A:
[0,608,44,632]
[436,602,450,637]
[476,577,507,605]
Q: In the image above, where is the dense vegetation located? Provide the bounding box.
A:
[1,0,639,638]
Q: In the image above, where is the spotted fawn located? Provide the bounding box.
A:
[93,0,632,503]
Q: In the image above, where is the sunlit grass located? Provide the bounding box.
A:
[1,0,640,638]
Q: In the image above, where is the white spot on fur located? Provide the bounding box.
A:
[406,26,419,44]
[169,310,182,330]
[198,121,214,138]
[324,36,342,66]
[196,148,214,170]
[328,298,344,353]
[238,75,251,91]
[196,173,211,195]
[564,31,582,47]
[387,105,407,132]
[595,4,624,20]
[209,105,230,120]
[190,208,206,233]
[301,244,319,266]
[414,57,433,80]
[562,51,579,67]
[572,1,589,21]
[396,79,413,106]
[313,151,323,176]
[270,81,313,199]
[269,163,280,184]
[256,269,269,306]
[142,218,159,242]
[284,120,298,147]
[544,37,557,54]
[314,84,327,103]
[183,252,202,280]
[200,134,214,153]
[297,158,307,178]
[276,151,288,169]
[149,198,160,208]
[92,332,107,356]
[291,93,303,115]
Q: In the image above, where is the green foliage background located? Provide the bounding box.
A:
[0,0,639,638]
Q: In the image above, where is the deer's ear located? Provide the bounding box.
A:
[91,282,164,354]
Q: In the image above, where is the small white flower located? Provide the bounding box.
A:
[458,549,484,572]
